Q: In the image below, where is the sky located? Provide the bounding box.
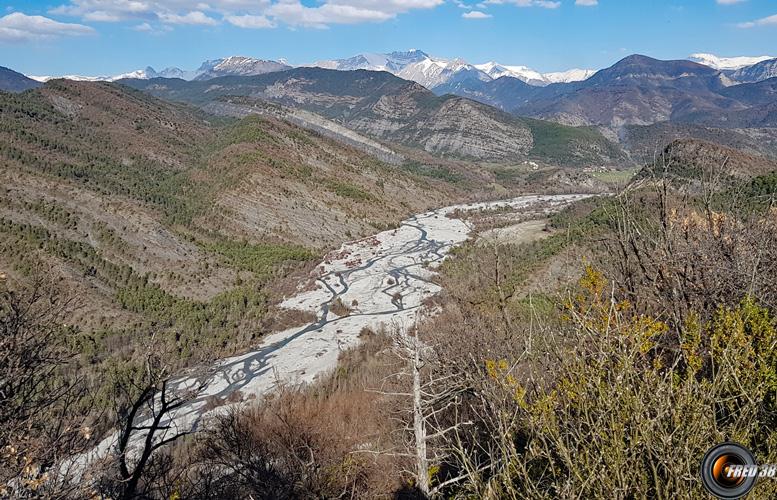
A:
[1,0,776,77]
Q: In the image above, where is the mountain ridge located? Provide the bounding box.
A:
[0,66,42,92]
[122,67,624,165]
[21,50,777,90]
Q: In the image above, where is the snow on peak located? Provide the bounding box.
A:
[309,50,596,89]
[689,53,775,71]
[475,62,545,85]
[309,50,429,73]
[543,68,597,84]
[398,56,491,89]
[27,71,149,82]
[27,56,290,84]
[474,62,594,86]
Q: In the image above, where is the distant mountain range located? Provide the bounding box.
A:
[688,53,775,71]
[6,50,777,163]
[29,56,291,83]
[432,54,777,133]
[309,50,595,88]
[122,67,624,165]
[19,50,777,92]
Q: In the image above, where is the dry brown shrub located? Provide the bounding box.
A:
[195,329,414,499]
[329,296,352,317]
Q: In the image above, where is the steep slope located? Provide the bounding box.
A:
[730,58,777,84]
[514,55,740,127]
[0,80,456,342]
[0,66,41,92]
[635,138,777,184]
[123,68,623,165]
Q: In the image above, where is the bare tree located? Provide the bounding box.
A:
[101,351,205,499]
[376,326,473,497]
[0,273,93,497]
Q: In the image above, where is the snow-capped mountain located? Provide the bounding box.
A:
[729,58,777,84]
[28,57,289,83]
[311,50,429,73]
[474,62,547,86]
[689,53,775,71]
[30,69,155,82]
[543,68,597,84]
[311,50,594,89]
[193,56,291,80]
[398,58,491,89]
[474,62,595,86]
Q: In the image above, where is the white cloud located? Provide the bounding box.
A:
[225,14,274,28]
[737,13,777,28]
[266,3,389,27]
[717,0,746,5]
[462,10,491,18]
[157,11,218,25]
[0,12,95,41]
[575,0,598,6]
[266,0,443,27]
[51,0,444,28]
[484,0,560,8]
[130,21,172,34]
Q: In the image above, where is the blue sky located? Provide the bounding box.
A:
[1,0,776,76]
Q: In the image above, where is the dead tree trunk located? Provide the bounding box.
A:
[411,333,430,496]
[384,327,472,498]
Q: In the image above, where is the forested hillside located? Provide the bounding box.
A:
[0,79,462,475]
[50,139,773,499]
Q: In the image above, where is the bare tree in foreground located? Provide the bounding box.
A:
[377,326,474,497]
[0,273,93,498]
[99,349,205,499]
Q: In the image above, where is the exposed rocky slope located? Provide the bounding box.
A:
[730,58,777,84]
[123,68,623,165]
[0,80,454,339]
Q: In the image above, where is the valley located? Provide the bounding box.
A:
[78,193,592,468]
[3,29,777,498]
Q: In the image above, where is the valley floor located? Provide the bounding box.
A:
[80,193,592,465]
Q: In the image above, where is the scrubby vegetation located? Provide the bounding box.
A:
[422,166,777,498]
[519,116,626,165]
[67,156,773,499]
[3,81,776,499]
[202,238,314,276]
